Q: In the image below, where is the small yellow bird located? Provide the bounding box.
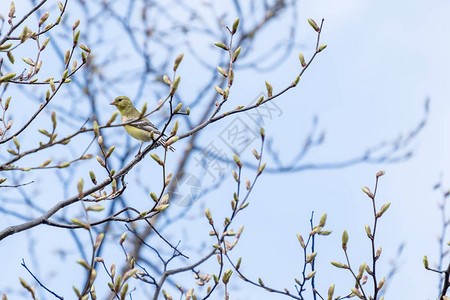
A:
[110,96,174,153]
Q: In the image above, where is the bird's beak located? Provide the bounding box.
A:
[110,101,117,106]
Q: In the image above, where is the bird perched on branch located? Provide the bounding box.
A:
[110,96,174,153]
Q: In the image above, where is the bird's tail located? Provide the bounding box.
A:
[156,135,175,152]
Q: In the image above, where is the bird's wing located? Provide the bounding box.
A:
[125,117,175,152]
[128,118,162,135]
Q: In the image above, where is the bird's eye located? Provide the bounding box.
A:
[117,98,122,102]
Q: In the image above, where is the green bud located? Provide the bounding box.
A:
[306,252,317,263]
[258,278,264,287]
[232,170,239,182]
[361,186,374,198]
[170,120,179,135]
[7,51,14,64]
[43,23,53,31]
[0,73,16,82]
[96,156,105,167]
[228,68,234,85]
[0,43,12,50]
[214,42,229,51]
[4,96,11,110]
[376,202,391,218]
[174,103,182,114]
[93,121,99,137]
[215,85,224,95]
[232,46,241,62]
[73,30,80,44]
[73,19,80,30]
[81,51,87,63]
[222,269,233,284]
[38,129,52,137]
[39,159,52,168]
[119,232,127,245]
[319,213,327,227]
[139,102,147,117]
[299,52,306,67]
[150,153,164,166]
[62,69,69,80]
[105,146,115,158]
[165,136,179,147]
[331,261,347,268]
[351,288,363,299]
[252,148,261,160]
[342,230,348,250]
[155,204,169,211]
[236,257,242,270]
[79,44,91,52]
[41,37,50,51]
[233,153,242,168]
[7,149,18,155]
[39,12,49,26]
[162,290,172,300]
[9,2,15,20]
[318,230,332,235]
[36,60,42,73]
[205,208,212,222]
[77,178,84,198]
[257,163,266,175]
[305,270,316,280]
[217,66,228,77]
[89,170,97,184]
[106,111,118,126]
[170,76,180,95]
[150,192,158,202]
[51,110,57,128]
[64,50,70,65]
[97,135,103,146]
[265,81,273,97]
[12,136,19,151]
[111,179,117,192]
[163,75,171,86]
[232,18,240,34]
[308,18,320,32]
[173,53,184,71]
[365,224,372,239]
[317,44,327,52]
[20,26,29,43]
[87,204,104,212]
[328,284,335,300]
[297,233,306,248]
[49,79,57,93]
[423,255,429,269]
[256,96,264,106]
[378,277,385,289]
[160,194,169,205]
[71,218,89,229]
[58,162,71,168]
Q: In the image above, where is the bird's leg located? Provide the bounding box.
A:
[137,141,143,155]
